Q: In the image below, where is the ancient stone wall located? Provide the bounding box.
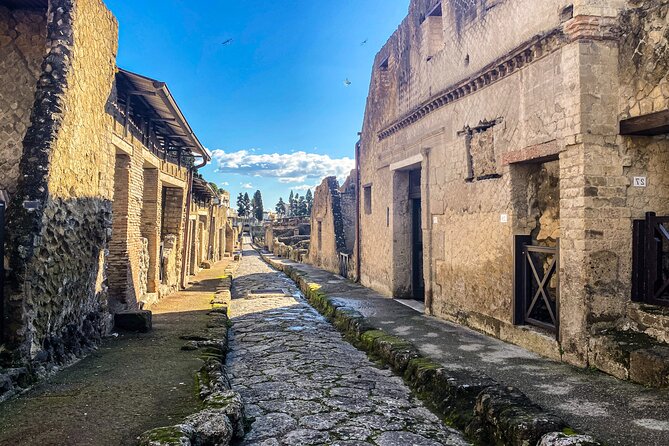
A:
[0,6,45,196]
[358,0,667,368]
[4,0,118,366]
[308,174,357,278]
[309,177,344,274]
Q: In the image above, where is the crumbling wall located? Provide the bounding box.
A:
[309,177,345,275]
[619,1,669,119]
[4,0,118,367]
[0,6,46,196]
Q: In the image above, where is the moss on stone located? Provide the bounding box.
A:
[562,427,578,436]
[138,426,189,445]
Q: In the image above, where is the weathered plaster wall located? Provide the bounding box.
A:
[358,0,665,366]
[4,0,118,366]
[0,7,46,196]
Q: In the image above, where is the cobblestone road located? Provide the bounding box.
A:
[226,247,468,446]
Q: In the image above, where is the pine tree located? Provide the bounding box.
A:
[292,193,300,216]
[305,189,313,215]
[297,195,307,216]
[236,192,246,216]
[275,197,286,216]
[253,190,264,221]
[242,192,251,217]
[288,191,294,217]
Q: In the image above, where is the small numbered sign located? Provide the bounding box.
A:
[633,177,647,187]
[500,214,508,223]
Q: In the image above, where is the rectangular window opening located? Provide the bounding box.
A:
[363,185,372,215]
[379,57,389,72]
[428,2,442,17]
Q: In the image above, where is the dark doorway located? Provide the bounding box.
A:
[409,170,424,301]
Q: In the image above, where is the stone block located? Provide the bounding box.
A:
[538,432,601,446]
[114,310,152,333]
[629,346,669,388]
[468,386,565,446]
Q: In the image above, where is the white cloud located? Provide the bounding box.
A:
[211,149,354,184]
[293,184,316,191]
[278,177,307,184]
[220,182,229,186]
[242,183,254,189]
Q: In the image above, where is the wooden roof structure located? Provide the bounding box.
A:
[116,68,210,164]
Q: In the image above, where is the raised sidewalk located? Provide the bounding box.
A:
[261,251,669,446]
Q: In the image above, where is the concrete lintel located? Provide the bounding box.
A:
[390,154,423,172]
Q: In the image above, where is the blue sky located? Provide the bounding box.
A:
[105,0,408,210]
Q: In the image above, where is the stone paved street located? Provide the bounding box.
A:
[227,246,468,446]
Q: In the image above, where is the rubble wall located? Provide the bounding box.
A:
[4,0,118,366]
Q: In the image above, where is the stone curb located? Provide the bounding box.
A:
[261,252,601,446]
[138,261,245,446]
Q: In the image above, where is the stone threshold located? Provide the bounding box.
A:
[257,248,600,446]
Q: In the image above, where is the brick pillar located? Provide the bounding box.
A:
[141,169,161,293]
[108,154,131,310]
[559,24,626,366]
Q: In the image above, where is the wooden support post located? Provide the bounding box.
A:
[123,94,131,138]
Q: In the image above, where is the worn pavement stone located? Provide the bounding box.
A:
[227,246,469,446]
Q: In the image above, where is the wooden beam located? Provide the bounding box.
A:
[620,110,669,136]
[127,90,157,97]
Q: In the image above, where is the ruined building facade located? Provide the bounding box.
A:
[0,0,232,388]
[358,0,669,384]
[308,173,357,280]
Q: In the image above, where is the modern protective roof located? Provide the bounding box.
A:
[116,68,210,163]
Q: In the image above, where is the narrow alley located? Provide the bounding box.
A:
[226,246,468,446]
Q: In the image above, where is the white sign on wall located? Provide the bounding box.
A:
[633,177,647,187]
[500,214,508,223]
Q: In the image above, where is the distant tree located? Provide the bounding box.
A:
[288,191,295,217]
[252,190,264,221]
[305,189,313,215]
[208,182,220,195]
[236,192,247,216]
[242,192,251,217]
[275,197,286,216]
[297,195,307,216]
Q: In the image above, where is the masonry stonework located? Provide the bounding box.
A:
[4,0,118,367]
[356,0,669,382]
[0,6,45,196]
[0,1,227,392]
[308,173,357,279]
